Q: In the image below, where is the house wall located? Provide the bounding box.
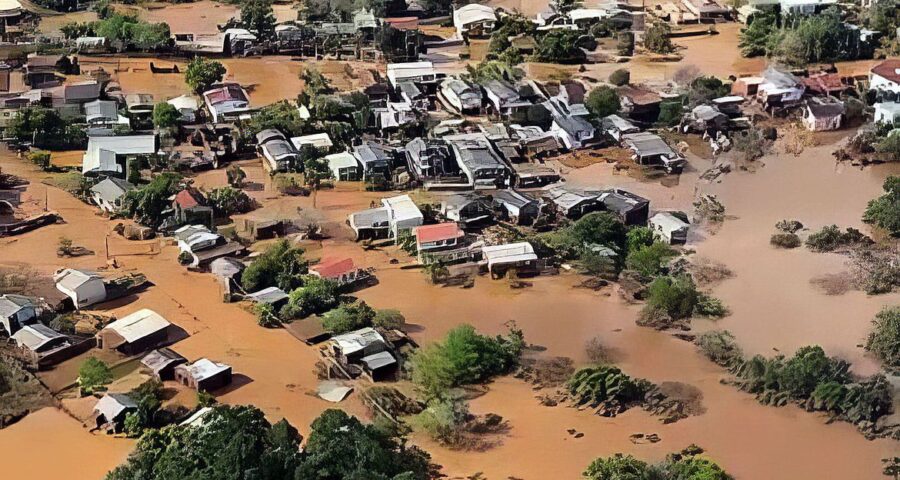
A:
[871,74,900,94]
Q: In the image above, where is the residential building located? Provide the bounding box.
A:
[96,308,171,355]
[54,268,107,309]
[870,59,900,97]
[680,0,730,19]
[173,225,222,254]
[167,95,200,123]
[245,287,289,307]
[10,323,75,367]
[141,348,187,381]
[618,85,662,122]
[405,137,458,182]
[290,132,333,152]
[124,93,154,115]
[440,77,483,114]
[309,257,368,287]
[84,100,129,129]
[543,186,602,219]
[598,189,650,225]
[482,242,538,277]
[64,80,101,105]
[600,114,640,142]
[82,134,157,176]
[352,141,394,181]
[482,80,532,120]
[440,193,493,226]
[444,132,510,189]
[348,194,423,240]
[0,293,35,335]
[547,99,596,150]
[453,4,497,39]
[325,152,362,181]
[330,327,388,362]
[757,66,805,109]
[203,83,251,123]
[874,102,900,125]
[93,393,137,433]
[649,211,690,244]
[256,129,297,173]
[621,132,686,173]
[172,189,213,228]
[175,358,232,391]
[413,222,469,264]
[802,97,844,132]
[492,189,540,225]
[386,61,444,89]
[90,177,134,213]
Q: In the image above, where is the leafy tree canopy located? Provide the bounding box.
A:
[185,57,226,93]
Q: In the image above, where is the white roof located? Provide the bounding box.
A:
[11,324,64,351]
[103,309,170,343]
[83,135,156,174]
[180,406,213,427]
[482,242,537,265]
[454,4,496,28]
[386,61,436,85]
[290,133,333,150]
[54,268,103,292]
[712,95,745,104]
[182,358,230,382]
[168,95,199,112]
[331,327,385,355]
[325,152,359,172]
[94,393,137,420]
[650,211,690,232]
[569,8,616,21]
[381,194,423,223]
[0,295,30,318]
[0,0,22,12]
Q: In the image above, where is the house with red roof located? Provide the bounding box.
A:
[870,59,900,96]
[309,257,372,288]
[202,82,252,123]
[172,188,213,228]
[412,222,471,265]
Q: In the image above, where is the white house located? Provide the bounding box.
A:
[324,152,361,181]
[290,133,333,152]
[0,294,36,335]
[348,194,423,240]
[386,61,444,88]
[90,177,135,213]
[874,102,900,125]
[649,212,690,245]
[203,83,251,123]
[453,4,497,39]
[870,59,900,96]
[481,242,537,276]
[173,225,222,253]
[802,97,844,132]
[167,95,200,123]
[54,268,107,309]
[82,134,157,176]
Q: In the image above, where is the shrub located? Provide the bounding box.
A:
[566,365,653,409]
[805,225,872,252]
[534,29,587,64]
[279,277,339,320]
[121,172,182,228]
[626,226,656,252]
[413,397,469,446]
[28,150,51,170]
[775,219,804,233]
[322,302,376,334]
[608,69,630,86]
[207,187,254,217]
[585,86,621,118]
[78,358,113,395]
[643,275,700,321]
[770,233,801,248]
[254,302,281,328]
[152,102,181,129]
[241,240,308,292]
[657,101,684,127]
[696,330,743,366]
[643,22,675,54]
[695,294,729,317]
[616,31,634,56]
[865,306,900,371]
[184,57,226,93]
[625,242,676,278]
[410,324,524,400]
[863,176,900,236]
[373,309,406,330]
[584,454,658,479]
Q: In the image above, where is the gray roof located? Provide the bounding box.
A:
[141,348,187,374]
[807,97,845,118]
[361,350,396,370]
[84,100,119,122]
[65,81,101,102]
[0,294,32,318]
[90,177,135,202]
[245,286,289,304]
[94,393,137,421]
[555,113,595,137]
[350,207,391,228]
[11,324,65,351]
[444,133,507,170]
[492,189,537,209]
[598,189,649,214]
[256,129,287,145]
[398,81,423,99]
[482,80,520,101]
[622,132,677,157]
[601,114,639,132]
[353,141,392,167]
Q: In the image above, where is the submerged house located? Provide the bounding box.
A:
[82,134,157,176]
[0,294,35,335]
[440,193,493,226]
[325,152,362,181]
[90,177,134,213]
[203,83,252,123]
[256,129,297,173]
[93,393,137,433]
[492,189,540,225]
[600,114,639,142]
[481,242,538,278]
[141,348,187,381]
[54,268,107,310]
[802,97,844,132]
[598,189,650,226]
[756,67,805,110]
[10,323,76,367]
[413,222,469,265]
[482,80,532,120]
[97,308,171,355]
[440,77,483,114]
[618,86,662,122]
[352,141,394,181]
[649,211,690,244]
[543,186,602,219]
[329,327,397,381]
[348,194,423,240]
[174,358,233,392]
[444,133,510,189]
[309,257,369,287]
[621,132,686,173]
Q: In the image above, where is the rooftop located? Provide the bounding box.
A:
[310,257,356,279]
[103,309,170,343]
[415,222,464,243]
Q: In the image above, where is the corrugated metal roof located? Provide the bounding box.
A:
[103,309,170,343]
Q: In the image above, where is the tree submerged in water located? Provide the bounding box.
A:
[584,445,731,480]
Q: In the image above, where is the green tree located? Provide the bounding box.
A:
[687,76,729,106]
[241,239,309,292]
[626,226,656,253]
[152,102,181,129]
[322,301,376,334]
[7,106,68,143]
[865,306,900,371]
[644,275,700,321]
[608,68,630,86]
[121,172,182,228]
[206,186,254,217]
[279,277,340,319]
[78,357,113,395]
[373,309,406,330]
[584,453,659,479]
[534,29,587,64]
[303,150,332,188]
[585,86,621,118]
[466,59,522,83]
[643,22,675,54]
[617,31,634,56]
[184,57,226,93]
[410,324,524,400]
[240,0,276,39]
[863,176,900,237]
[738,10,777,57]
[625,242,676,278]
[779,345,850,399]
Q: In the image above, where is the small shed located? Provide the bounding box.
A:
[141,348,187,380]
[245,286,289,307]
[54,268,107,310]
[97,308,171,355]
[94,393,138,432]
[11,324,68,354]
[324,152,361,181]
[330,327,388,362]
[174,358,233,392]
[649,211,690,245]
[90,177,134,213]
[492,189,540,225]
[360,350,397,381]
